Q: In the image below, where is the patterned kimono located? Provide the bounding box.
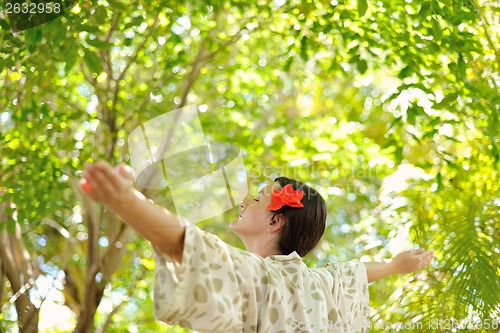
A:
[153,225,370,332]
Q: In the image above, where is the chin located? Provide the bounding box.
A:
[228,220,242,234]
[228,220,238,230]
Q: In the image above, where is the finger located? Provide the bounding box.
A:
[94,162,124,190]
[82,167,105,196]
[99,162,134,190]
[81,170,102,201]
[418,253,433,264]
[87,164,119,196]
[117,164,134,181]
[414,248,425,254]
[80,178,93,193]
[82,166,98,186]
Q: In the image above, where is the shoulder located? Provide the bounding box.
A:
[184,225,265,266]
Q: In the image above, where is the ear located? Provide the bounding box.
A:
[267,213,285,233]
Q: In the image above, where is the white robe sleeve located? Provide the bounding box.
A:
[153,225,245,333]
[325,261,370,331]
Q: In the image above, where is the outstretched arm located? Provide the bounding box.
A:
[80,162,185,262]
[363,248,434,283]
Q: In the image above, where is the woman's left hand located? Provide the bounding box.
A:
[391,248,434,274]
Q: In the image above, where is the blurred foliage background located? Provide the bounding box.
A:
[0,0,499,332]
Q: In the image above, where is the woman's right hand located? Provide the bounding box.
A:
[80,161,184,260]
[80,162,140,209]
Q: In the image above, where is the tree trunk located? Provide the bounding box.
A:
[72,276,105,333]
[0,208,39,333]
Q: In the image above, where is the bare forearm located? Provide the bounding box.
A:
[364,249,434,283]
[109,190,185,260]
[363,261,396,283]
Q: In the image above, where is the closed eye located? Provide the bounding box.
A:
[253,198,259,202]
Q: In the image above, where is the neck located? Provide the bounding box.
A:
[241,235,283,258]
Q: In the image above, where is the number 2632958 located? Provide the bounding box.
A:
[5,2,62,14]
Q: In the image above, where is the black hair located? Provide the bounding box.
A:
[271,177,327,257]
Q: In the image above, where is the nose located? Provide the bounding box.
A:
[240,199,250,209]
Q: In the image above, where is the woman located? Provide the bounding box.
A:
[81,162,433,332]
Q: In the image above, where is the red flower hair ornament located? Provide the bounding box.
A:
[268,184,304,211]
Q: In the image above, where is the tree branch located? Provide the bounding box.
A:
[0,220,39,333]
[116,16,160,84]
[471,0,500,70]
[46,87,88,116]
[105,11,122,43]
[134,12,257,194]
[101,214,132,280]
[94,300,124,333]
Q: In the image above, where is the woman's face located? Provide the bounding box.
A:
[229,182,281,237]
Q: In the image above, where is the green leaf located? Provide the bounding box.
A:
[427,116,441,127]
[300,36,308,62]
[0,18,10,30]
[93,7,108,25]
[106,0,128,11]
[64,39,79,72]
[431,17,443,40]
[398,65,412,79]
[406,107,416,125]
[87,38,115,49]
[436,171,443,191]
[24,28,43,45]
[385,117,402,138]
[457,53,466,77]
[419,1,431,16]
[76,23,101,34]
[357,58,368,74]
[348,44,360,54]
[431,0,441,13]
[488,113,499,135]
[422,128,438,139]
[491,142,499,162]
[83,49,102,74]
[357,0,368,17]
[284,57,294,72]
[50,25,67,46]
